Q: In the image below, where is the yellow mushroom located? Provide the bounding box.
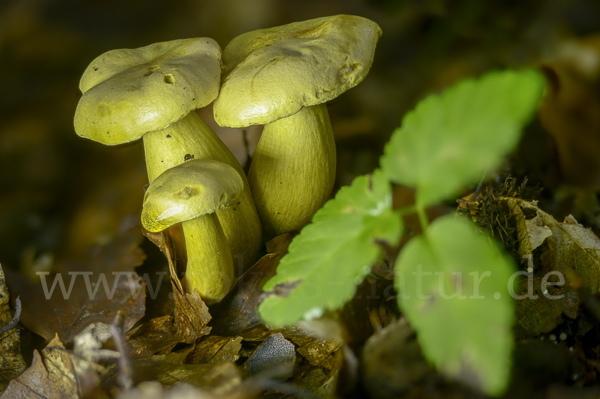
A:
[73,38,262,270]
[213,15,382,240]
[142,159,243,304]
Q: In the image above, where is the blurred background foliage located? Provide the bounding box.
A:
[1,0,599,273]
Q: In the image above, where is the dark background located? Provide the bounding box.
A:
[1,0,599,272]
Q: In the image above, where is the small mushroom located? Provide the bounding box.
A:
[142,159,244,304]
[213,15,382,239]
[74,38,262,269]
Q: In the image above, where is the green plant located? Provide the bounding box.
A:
[259,69,545,395]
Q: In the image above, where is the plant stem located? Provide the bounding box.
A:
[396,205,417,216]
[417,205,429,234]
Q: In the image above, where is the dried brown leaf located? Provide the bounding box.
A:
[185,335,242,364]
[361,318,431,399]
[505,198,600,336]
[507,199,552,260]
[513,199,600,292]
[295,338,340,370]
[525,216,553,254]
[0,265,26,390]
[143,230,212,343]
[543,216,600,292]
[1,350,64,399]
[210,234,294,336]
[41,335,79,398]
[155,361,241,390]
[115,381,217,399]
[127,316,180,358]
[110,353,242,392]
[6,228,146,343]
[172,284,212,343]
[514,277,579,336]
[299,368,336,397]
[281,324,342,371]
[265,233,295,254]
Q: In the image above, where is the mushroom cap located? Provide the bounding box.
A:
[74,38,222,145]
[213,15,382,128]
[141,159,243,232]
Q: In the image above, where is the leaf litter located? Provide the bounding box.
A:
[7,176,600,397]
[5,227,147,344]
[507,198,600,336]
[0,226,345,397]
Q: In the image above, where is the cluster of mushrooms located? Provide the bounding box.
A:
[73,15,382,304]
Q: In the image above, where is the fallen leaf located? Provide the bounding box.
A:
[361,318,431,399]
[1,350,64,399]
[507,199,552,260]
[6,228,147,343]
[41,335,79,398]
[339,268,399,349]
[115,381,220,399]
[487,197,600,337]
[210,234,294,336]
[299,368,337,397]
[514,199,600,293]
[171,277,211,343]
[514,277,579,337]
[506,198,600,336]
[235,325,275,342]
[295,338,340,370]
[525,216,554,254]
[111,353,242,392]
[539,37,600,187]
[542,215,600,293]
[155,362,241,390]
[143,230,212,343]
[283,324,342,371]
[127,316,180,358]
[184,335,242,365]
[0,265,26,390]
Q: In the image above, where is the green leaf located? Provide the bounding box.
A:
[395,215,516,396]
[259,170,403,327]
[380,69,545,207]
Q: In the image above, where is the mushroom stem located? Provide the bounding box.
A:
[181,213,234,304]
[143,111,261,270]
[248,103,336,239]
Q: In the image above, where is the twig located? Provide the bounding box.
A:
[470,171,488,202]
[110,311,133,391]
[0,296,21,333]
